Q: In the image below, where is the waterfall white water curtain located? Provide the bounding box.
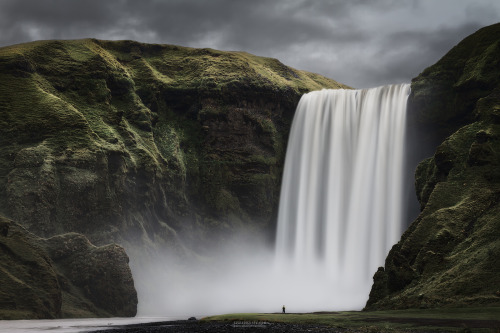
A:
[275,84,410,309]
[136,84,411,317]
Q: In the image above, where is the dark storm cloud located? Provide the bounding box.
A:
[0,0,116,45]
[0,0,499,88]
[375,23,484,80]
[342,22,486,88]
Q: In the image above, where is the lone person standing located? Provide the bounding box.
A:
[282,305,286,314]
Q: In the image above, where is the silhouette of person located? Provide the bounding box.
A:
[282,305,286,314]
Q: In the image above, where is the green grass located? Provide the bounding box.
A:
[203,307,500,332]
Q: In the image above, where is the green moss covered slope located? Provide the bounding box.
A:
[0,39,347,254]
[366,23,500,310]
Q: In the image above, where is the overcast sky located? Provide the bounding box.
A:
[0,0,499,88]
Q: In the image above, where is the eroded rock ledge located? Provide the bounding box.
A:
[0,215,137,319]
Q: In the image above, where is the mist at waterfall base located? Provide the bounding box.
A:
[132,84,411,317]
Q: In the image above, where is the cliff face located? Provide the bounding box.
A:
[366,23,500,310]
[0,215,137,319]
[0,39,347,254]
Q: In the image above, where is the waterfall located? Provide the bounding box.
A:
[275,84,410,308]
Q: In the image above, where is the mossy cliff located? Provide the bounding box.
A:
[366,23,500,310]
[0,39,347,255]
[0,215,136,319]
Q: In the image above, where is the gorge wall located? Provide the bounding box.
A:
[0,39,346,318]
[0,39,346,255]
[366,23,500,310]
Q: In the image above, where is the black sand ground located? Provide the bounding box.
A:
[88,320,354,332]
[87,316,500,332]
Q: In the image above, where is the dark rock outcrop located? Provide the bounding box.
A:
[0,215,137,319]
[0,216,61,319]
[44,233,137,318]
[366,23,500,310]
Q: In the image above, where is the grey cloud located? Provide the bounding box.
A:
[272,20,492,88]
[0,0,499,88]
[0,0,122,45]
[370,23,485,84]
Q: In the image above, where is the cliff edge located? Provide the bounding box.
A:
[0,39,347,255]
[366,23,500,310]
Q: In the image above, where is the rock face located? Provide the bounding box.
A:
[0,39,347,254]
[366,23,500,310]
[0,215,137,319]
[44,232,137,317]
[0,39,345,319]
[0,216,61,319]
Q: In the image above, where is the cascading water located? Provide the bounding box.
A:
[275,83,410,309]
[137,84,411,317]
